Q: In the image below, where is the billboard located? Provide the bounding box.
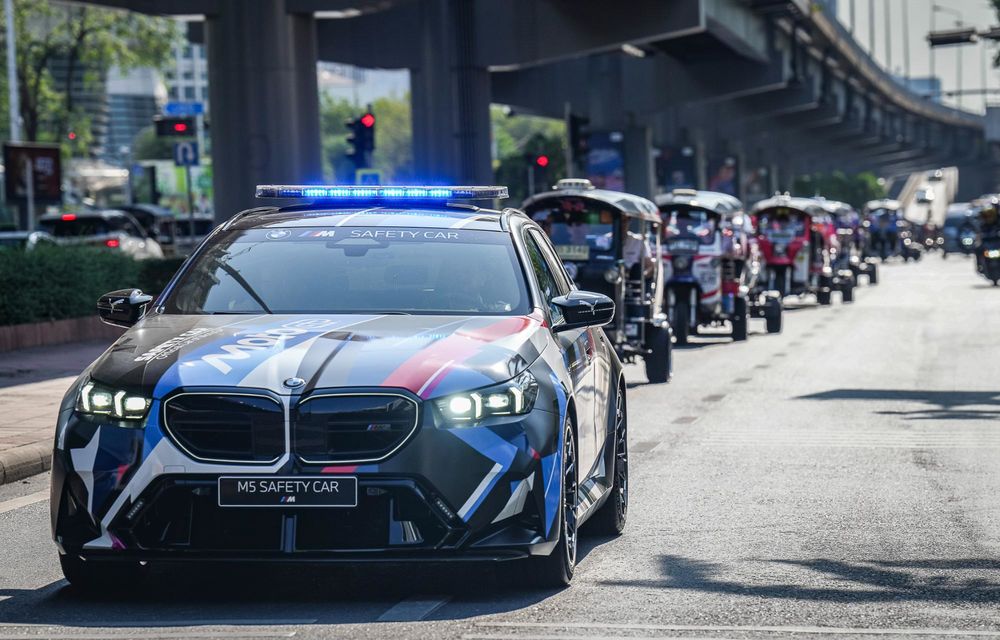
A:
[585,131,625,191]
[656,146,697,192]
[706,156,739,197]
[3,143,62,203]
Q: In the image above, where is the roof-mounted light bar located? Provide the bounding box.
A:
[255,185,508,200]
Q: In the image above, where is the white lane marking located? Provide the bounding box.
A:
[474,622,1000,637]
[0,490,48,515]
[377,596,450,622]
[457,463,503,520]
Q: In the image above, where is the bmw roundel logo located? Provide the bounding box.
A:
[283,377,305,388]
[266,230,291,240]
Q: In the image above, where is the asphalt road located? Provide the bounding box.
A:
[2,255,1000,640]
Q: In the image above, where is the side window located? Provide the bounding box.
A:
[529,230,572,293]
[523,232,565,324]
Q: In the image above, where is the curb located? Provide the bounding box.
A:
[0,442,52,485]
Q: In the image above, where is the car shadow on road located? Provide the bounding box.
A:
[0,536,616,626]
[598,554,1000,603]
[795,389,1000,422]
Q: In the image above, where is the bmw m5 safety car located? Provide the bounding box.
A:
[51,185,629,591]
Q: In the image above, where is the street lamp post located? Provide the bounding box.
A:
[4,0,19,142]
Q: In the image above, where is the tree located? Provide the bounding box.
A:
[792,171,886,208]
[492,106,566,202]
[0,1,177,148]
[319,93,413,183]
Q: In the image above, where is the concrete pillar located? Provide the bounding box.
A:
[624,125,655,198]
[410,0,492,185]
[205,0,322,222]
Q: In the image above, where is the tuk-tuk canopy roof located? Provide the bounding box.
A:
[863,198,902,213]
[750,194,825,216]
[813,198,856,217]
[522,179,661,224]
[654,188,743,216]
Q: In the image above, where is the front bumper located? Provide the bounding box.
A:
[52,395,565,562]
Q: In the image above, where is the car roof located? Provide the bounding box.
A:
[522,187,660,223]
[226,204,507,232]
[751,195,825,215]
[654,189,743,215]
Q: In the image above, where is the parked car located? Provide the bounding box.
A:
[0,230,60,251]
[38,210,164,259]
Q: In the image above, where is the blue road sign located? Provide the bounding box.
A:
[173,142,200,167]
[164,101,205,116]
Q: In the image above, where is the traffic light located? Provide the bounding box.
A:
[568,114,589,171]
[535,154,550,168]
[345,108,376,170]
[154,116,195,137]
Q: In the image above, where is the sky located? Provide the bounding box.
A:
[833,1,999,114]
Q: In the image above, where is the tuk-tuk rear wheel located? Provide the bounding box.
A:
[644,326,672,384]
[731,297,748,341]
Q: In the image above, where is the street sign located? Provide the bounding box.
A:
[173,142,200,167]
[3,143,61,204]
[355,168,381,185]
[164,101,205,116]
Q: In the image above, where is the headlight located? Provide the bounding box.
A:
[434,371,538,425]
[985,249,1000,259]
[603,267,622,284]
[77,381,151,421]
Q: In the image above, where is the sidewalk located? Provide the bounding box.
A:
[0,340,111,484]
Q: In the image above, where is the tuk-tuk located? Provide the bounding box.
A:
[862,199,919,261]
[975,197,1000,285]
[524,179,673,383]
[751,194,838,305]
[818,198,877,295]
[655,188,782,343]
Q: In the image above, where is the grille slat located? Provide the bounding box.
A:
[163,394,284,463]
[294,394,418,463]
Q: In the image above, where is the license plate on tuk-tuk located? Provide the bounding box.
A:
[556,245,590,261]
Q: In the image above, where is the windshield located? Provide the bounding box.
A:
[39,216,141,238]
[525,197,619,262]
[757,209,806,238]
[161,226,530,316]
[661,207,717,244]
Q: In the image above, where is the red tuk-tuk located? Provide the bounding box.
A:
[751,194,839,305]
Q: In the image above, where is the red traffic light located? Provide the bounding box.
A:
[173,122,188,133]
[360,113,375,128]
[535,155,550,168]
[67,131,76,140]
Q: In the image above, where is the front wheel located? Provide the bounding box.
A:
[764,297,783,334]
[588,382,628,536]
[866,263,879,285]
[60,555,147,594]
[817,287,832,306]
[644,325,672,384]
[529,418,578,588]
[731,296,748,341]
[842,284,854,303]
[671,300,690,345]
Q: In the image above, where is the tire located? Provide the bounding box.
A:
[817,287,832,306]
[764,297,783,334]
[529,418,578,588]
[671,300,689,345]
[59,555,146,593]
[867,264,878,285]
[842,284,854,303]
[588,382,628,536]
[731,296,748,341]
[644,325,672,384]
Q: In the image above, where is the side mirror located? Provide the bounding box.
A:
[97,289,153,328]
[551,291,615,333]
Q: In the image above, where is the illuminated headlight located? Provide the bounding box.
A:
[985,249,1000,259]
[962,237,975,245]
[435,371,538,425]
[77,381,151,422]
[603,268,622,284]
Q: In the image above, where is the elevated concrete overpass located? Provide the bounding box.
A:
[80,0,998,218]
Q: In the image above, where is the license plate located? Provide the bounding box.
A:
[556,244,590,261]
[217,476,358,508]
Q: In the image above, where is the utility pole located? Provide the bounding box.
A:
[4,0,19,141]
[869,0,876,59]
[902,0,911,80]
[884,0,892,73]
[849,0,855,34]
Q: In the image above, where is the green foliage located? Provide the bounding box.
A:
[0,247,184,325]
[0,1,178,145]
[792,171,886,209]
[132,125,175,161]
[491,106,567,202]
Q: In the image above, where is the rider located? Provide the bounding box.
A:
[976,198,1000,272]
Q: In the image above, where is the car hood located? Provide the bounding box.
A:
[90,313,547,400]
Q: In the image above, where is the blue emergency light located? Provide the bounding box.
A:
[255,185,509,200]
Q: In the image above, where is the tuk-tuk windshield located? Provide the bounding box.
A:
[757,208,806,239]
[661,207,717,244]
[527,198,618,261]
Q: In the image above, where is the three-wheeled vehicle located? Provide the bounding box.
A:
[863,199,920,261]
[655,188,781,343]
[975,197,1000,285]
[524,179,673,382]
[820,199,877,293]
[941,203,979,257]
[751,194,839,305]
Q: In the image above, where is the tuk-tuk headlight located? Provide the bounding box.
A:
[985,249,1000,259]
[604,268,622,284]
[76,381,151,422]
[435,371,538,425]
